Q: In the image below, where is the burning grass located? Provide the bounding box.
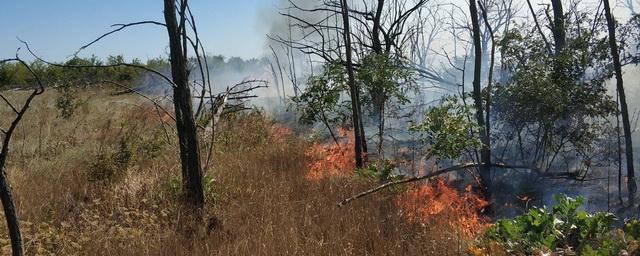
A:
[304,127,355,180]
[304,126,489,240]
[0,88,479,255]
[396,179,489,238]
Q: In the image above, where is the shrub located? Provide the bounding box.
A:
[167,173,220,202]
[88,137,134,183]
[476,195,635,255]
[357,159,400,183]
[55,86,78,119]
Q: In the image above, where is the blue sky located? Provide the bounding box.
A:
[0,0,279,61]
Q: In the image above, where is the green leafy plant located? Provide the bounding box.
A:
[481,195,621,255]
[357,159,401,183]
[167,173,220,202]
[55,85,78,119]
[410,96,481,160]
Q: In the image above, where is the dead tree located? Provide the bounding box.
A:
[341,0,365,168]
[603,0,636,204]
[469,0,492,201]
[164,0,205,208]
[0,56,45,256]
[22,0,267,209]
[550,0,567,55]
[272,0,429,162]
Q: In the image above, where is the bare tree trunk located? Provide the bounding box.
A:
[603,0,636,204]
[470,0,492,202]
[0,57,45,256]
[617,90,625,205]
[373,0,385,157]
[479,1,496,167]
[341,0,365,168]
[164,0,205,208]
[0,162,22,256]
[550,0,566,55]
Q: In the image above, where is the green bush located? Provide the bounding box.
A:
[479,195,632,255]
[55,86,78,119]
[167,173,221,203]
[87,138,134,183]
[357,159,400,183]
[409,96,481,160]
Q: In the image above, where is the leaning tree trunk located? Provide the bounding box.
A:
[469,0,492,202]
[164,0,205,208]
[340,0,365,168]
[0,154,22,256]
[0,57,45,256]
[603,0,636,204]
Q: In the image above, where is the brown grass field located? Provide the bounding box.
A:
[0,88,474,255]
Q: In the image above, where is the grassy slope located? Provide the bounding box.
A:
[0,88,469,255]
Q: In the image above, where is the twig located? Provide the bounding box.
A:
[338,162,540,206]
[0,94,19,114]
[100,80,177,123]
[73,21,166,57]
[338,163,480,207]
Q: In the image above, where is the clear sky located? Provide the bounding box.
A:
[0,0,279,62]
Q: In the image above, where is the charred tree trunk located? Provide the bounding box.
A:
[164,0,205,208]
[603,0,636,204]
[470,0,492,202]
[372,0,386,157]
[341,0,365,168]
[550,0,566,55]
[0,155,22,256]
[479,2,496,197]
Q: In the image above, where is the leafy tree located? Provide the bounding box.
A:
[293,53,416,150]
[410,96,481,160]
[492,15,617,171]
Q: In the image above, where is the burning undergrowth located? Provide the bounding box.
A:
[304,127,356,180]
[396,179,490,238]
[304,127,490,238]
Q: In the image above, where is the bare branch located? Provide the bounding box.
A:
[73,21,166,57]
[338,163,481,207]
[19,39,178,89]
[100,80,177,123]
[338,162,543,207]
[0,94,19,115]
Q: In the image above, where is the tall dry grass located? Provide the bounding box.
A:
[0,88,471,255]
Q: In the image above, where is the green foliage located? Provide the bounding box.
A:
[292,61,350,126]
[0,55,142,89]
[357,159,401,183]
[357,53,416,113]
[410,96,481,160]
[292,53,416,127]
[481,195,624,255]
[624,220,640,239]
[55,86,78,119]
[493,10,617,164]
[87,136,136,183]
[167,173,219,202]
[87,125,166,183]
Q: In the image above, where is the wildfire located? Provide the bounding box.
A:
[305,128,356,180]
[269,124,293,142]
[396,178,489,238]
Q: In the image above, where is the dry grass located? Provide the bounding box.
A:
[0,88,472,255]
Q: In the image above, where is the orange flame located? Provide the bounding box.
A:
[269,124,293,142]
[396,178,489,238]
[305,128,356,180]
